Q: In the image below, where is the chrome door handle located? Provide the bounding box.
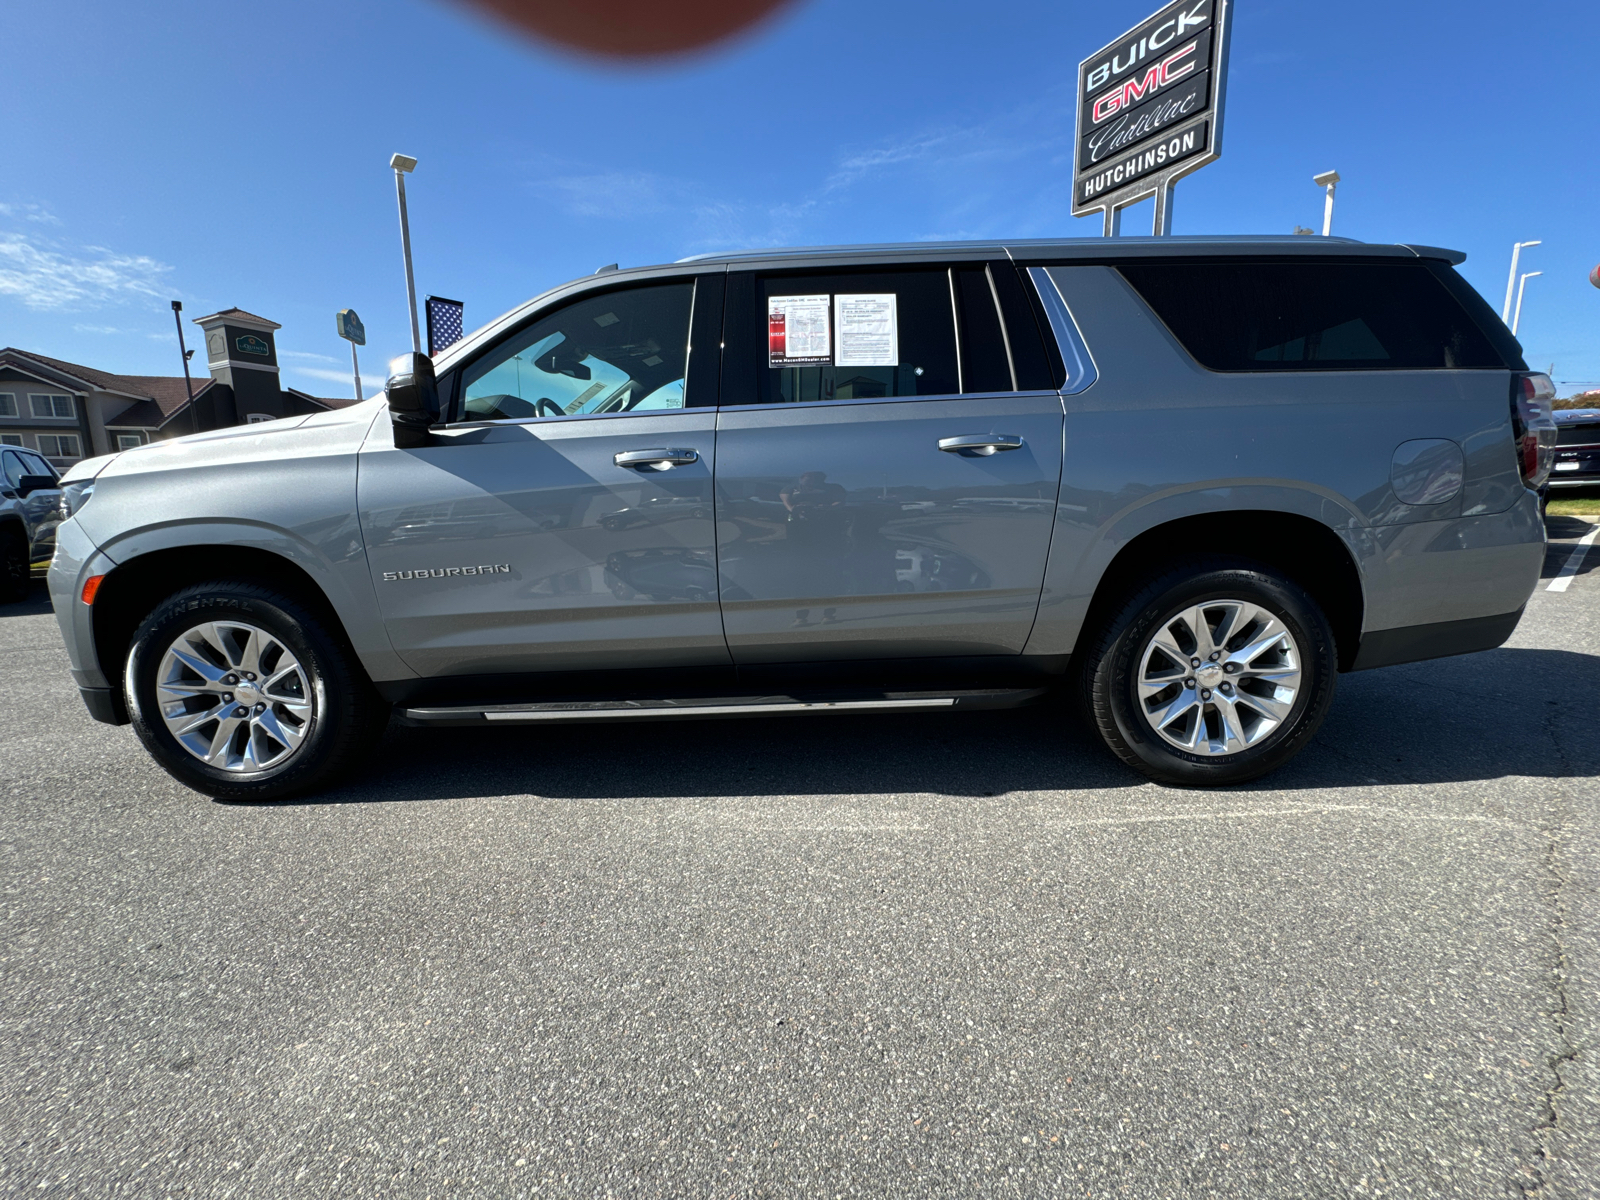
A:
[614,447,699,470]
[937,435,1024,456]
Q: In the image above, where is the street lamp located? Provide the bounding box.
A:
[1502,240,1541,324]
[170,299,197,436]
[1511,271,1541,337]
[390,153,421,355]
[1312,170,1339,236]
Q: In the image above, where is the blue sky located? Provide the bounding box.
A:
[3,0,1597,396]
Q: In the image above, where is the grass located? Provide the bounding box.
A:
[1548,492,1600,517]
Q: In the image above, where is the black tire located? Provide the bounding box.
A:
[0,524,28,603]
[1076,558,1337,787]
[124,581,388,801]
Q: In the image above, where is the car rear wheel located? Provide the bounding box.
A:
[124,582,387,800]
[1077,560,1337,787]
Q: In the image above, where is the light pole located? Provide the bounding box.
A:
[1512,271,1541,337]
[1312,171,1340,236]
[390,153,421,355]
[170,299,197,436]
[1502,241,1541,324]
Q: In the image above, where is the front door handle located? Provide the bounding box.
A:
[937,434,1024,456]
[614,447,699,470]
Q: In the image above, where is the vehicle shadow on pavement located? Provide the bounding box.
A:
[271,699,1144,806]
[259,646,1599,807]
[0,581,54,618]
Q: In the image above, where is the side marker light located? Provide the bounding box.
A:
[81,575,105,605]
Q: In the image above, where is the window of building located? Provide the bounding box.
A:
[1115,260,1507,372]
[0,434,20,447]
[0,393,16,418]
[245,413,275,424]
[37,434,81,459]
[29,393,75,418]
[460,281,696,422]
[116,433,144,450]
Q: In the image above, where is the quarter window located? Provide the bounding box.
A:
[1117,260,1505,371]
[29,393,75,418]
[460,281,695,422]
[37,434,80,459]
[0,393,16,418]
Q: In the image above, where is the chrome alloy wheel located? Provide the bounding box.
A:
[1135,600,1302,757]
[155,621,315,773]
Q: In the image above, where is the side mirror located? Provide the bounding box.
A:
[16,474,57,498]
[386,352,440,449]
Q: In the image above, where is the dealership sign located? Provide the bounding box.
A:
[1072,0,1233,231]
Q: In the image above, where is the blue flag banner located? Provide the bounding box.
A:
[426,296,465,356]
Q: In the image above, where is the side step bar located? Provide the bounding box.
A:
[400,689,1045,727]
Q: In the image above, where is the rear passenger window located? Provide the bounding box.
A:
[757,269,958,403]
[1117,261,1505,371]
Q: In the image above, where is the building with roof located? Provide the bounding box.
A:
[0,306,360,470]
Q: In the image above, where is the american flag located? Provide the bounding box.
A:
[426,296,464,356]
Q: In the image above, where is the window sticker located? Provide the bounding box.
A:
[834,294,898,367]
[768,295,831,365]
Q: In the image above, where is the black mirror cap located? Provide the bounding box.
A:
[16,474,57,498]
[386,352,439,448]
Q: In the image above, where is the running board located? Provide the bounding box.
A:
[399,688,1045,726]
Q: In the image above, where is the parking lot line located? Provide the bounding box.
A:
[1547,527,1599,592]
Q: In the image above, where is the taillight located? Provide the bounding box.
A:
[1511,372,1557,490]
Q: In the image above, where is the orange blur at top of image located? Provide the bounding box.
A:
[456,0,797,57]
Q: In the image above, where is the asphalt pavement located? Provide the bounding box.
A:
[2,520,1598,1198]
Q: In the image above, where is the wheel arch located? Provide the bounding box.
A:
[91,543,366,710]
[1071,509,1367,672]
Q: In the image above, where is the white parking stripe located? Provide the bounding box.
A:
[1547,527,1599,592]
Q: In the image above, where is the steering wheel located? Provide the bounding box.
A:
[535,397,565,418]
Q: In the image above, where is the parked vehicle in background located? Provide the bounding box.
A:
[46,236,1549,798]
[0,446,63,601]
[1551,408,1600,489]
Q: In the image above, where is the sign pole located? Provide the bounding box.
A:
[1153,182,1175,236]
[336,308,368,401]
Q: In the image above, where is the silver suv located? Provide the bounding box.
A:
[47,237,1551,799]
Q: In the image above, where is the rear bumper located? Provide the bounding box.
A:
[1349,608,1523,672]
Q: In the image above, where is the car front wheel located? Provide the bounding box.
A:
[1078,560,1337,787]
[124,582,387,800]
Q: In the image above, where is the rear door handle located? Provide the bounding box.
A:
[614,447,700,470]
[937,435,1024,456]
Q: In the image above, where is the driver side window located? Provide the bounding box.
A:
[459,281,695,422]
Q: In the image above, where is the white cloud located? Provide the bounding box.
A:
[279,349,339,363]
[0,202,61,225]
[0,230,171,311]
[73,323,139,335]
[541,170,694,220]
[290,365,386,395]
